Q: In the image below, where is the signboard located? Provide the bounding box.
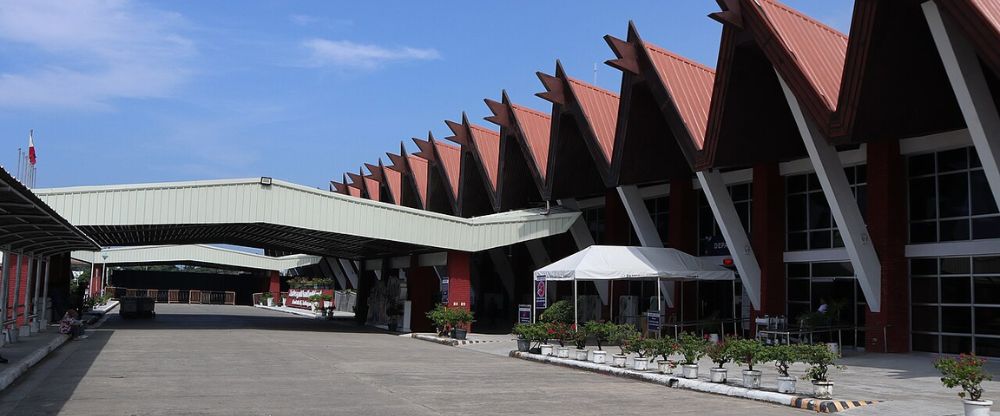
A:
[518,304,532,324]
[440,278,449,304]
[646,312,661,333]
[534,279,547,309]
[702,234,729,256]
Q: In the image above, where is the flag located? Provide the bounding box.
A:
[28,130,36,165]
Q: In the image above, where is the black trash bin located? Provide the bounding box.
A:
[119,296,156,319]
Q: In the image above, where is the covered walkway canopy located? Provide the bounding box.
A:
[34,178,580,259]
[0,167,98,256]
[534,246,734,325]
[71,245,321,273]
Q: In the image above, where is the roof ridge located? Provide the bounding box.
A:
[511,103,552,120]
[566,77,620,100]
[434,140,461,151]
[759,0,848,41]
[643,42,716,75]
[468,123,500,138]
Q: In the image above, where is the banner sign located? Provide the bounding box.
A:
[518,304,532,323]
[647,312,661,332]
[535,279,547,309]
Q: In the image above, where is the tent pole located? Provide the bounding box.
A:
[573,278,578,329]
[532,277,536,324]
[610,281,614,323]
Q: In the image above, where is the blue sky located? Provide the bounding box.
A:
[0,0,854,189]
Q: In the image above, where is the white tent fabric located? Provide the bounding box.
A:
[534,245,734,282]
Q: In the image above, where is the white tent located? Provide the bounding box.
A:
[533,245,735,326]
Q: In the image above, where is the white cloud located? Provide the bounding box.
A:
[302,39,440,70]
[0,0,194,110]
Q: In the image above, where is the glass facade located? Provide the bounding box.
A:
[785,166,867,251]
[785,261,867,347]
[908,147,1000,243]
[698,183,751,256]
[910,256,1000,356]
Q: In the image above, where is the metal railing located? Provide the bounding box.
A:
[106,287,235,305]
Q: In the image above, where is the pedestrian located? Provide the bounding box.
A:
[60,309,85,339]
[817,298,829,314]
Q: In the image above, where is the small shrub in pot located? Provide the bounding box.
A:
[798,343,845,399]
[610,324,639,368]
[934,353,993,416]
[677,332,710,379]
[728,338,767,389]
[768,344,800,394]
[705,340,732,383]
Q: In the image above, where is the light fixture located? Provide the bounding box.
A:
[260,177,273,186]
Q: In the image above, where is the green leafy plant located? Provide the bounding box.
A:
[583,321,615,351]
[513,323,549,349]
[426,304,451,336]
[706,340,732,369]
[798,311,831,329]
[260,292,272,300]
[447,307,474,330]
[677,332,711,365]
[610,324,640,355]
[651,337,679,361]
[571,326,588,350]
[545,322,573,347]
[623,337,657,361]
[538,300,573,324]
[934,353,992,401]
[728,338,767,372]
[797,344,844,383]
[767,344,800,378]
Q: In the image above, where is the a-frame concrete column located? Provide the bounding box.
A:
[617,185,674,308]
[487,249,516,303]
[324,258,348,290]
[778,74,882,312]
[525,240,557,300]
[924,1,1000,211]
[866,140,909,352]
[338,258,359,289]
[697,171,763,310]
[11,253,22,328]
[751,163,785,318]
[559,199,609,305]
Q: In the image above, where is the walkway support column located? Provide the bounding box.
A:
[778,74,882,312]
[616,184,674,308]
[267,271,280,297]
[40,258,50,331]
[11,253,22,328]
[525,240,557,300]
[31,256,43,332]
[697,171,762,310]
[338,259,359,289]
[324,258,348,290]
[447,251,472,331]
[924,1,1000,211]
[0,252,10,342]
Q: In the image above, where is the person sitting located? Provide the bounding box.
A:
[60,309,85,339]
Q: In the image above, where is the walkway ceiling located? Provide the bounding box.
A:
[0,166,99,256]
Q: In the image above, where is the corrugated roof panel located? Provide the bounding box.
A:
[408,155,429,208]
[433,141,462,199]
[756,0,848,111]
[383,167,403,206]
[566,78,619,163]
[510,104,551,180]
[363,177,380,201]
[971,0,1000,34]
[347,186,362,198]
[468,123,501,191]
[644,42,716,149]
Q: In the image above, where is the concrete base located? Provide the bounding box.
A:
[30,320,40,333]
[18,325,30,338]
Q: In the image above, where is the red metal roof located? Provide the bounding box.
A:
[382,164,403,206]
[564,77,620,163]
[509,103,552,180]
[407,154,430,208]
[468,123,501,191]
[347,185,362,198]
[643,41,715,149]
[753,0,848,111]
[432,140,462,200]
[363,176,380,201]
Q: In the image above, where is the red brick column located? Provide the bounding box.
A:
[90,266,103,298]
[447,251,472,330]
[267,271,281,296]
[7,255,31,326]
[866,140,909,353]
[668,175,697,319]
[407,266,437,332]
[751,163,786,320]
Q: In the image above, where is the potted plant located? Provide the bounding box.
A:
[386,302,403,331]
[934,353,993,416]
[677,332,710,379]
[584,321,613,364]
[321,293,333,309]
[610,324,639,368]
[652,337,679,374]
[572,326,589,360]
[547,322,572,358]
[769,344,800,393]
[729,338,767,389]
[307,294,323,312]
[538,300,573,324]
[260,292,273,306]
[513,323,541,353]
[705,340,732,383]
[625,337,656,371]
[799,343,844,399]
[448,307,474,340]
[425,304,450,337]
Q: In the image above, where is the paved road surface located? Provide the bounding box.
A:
[0,304,800,415]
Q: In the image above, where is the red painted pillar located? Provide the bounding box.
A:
[866,140,908,353]
[407,265,437,332]
[668,175,697,320]
[91,266,103,298]
[751,163,786,321]
[5,254,18,325]
[267,271,281,296]
[447,251,472,330]
[603,189,632,319]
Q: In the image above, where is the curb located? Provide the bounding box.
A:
[509,351,878,414]
[254,305,321,318]
[411,334,510,347]
[0,333,71,392]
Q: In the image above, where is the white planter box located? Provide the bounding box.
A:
[591,350,607,364]
[710,368,727,383]
[681,364,699,379]
[964,399,993,416]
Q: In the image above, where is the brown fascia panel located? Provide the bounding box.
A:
[379,160,404,206]
[940,1,1000,78]
[428,136,462,214]
[698,24,745,171]
[364,162,384,182]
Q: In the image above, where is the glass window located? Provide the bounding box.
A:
[911,305,939,332]
[911,277,938,304]
[912,333,940,353]
[786,165,867,251]
[907,147,1000,243]
[942,335,973,354]
[940,276,971,303]
[698,184,751,256]
[975,307,1000,335]
[975,337,1000,357]
[911,256,1000,356]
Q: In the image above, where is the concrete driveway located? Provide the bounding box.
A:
[0,304,800,415]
